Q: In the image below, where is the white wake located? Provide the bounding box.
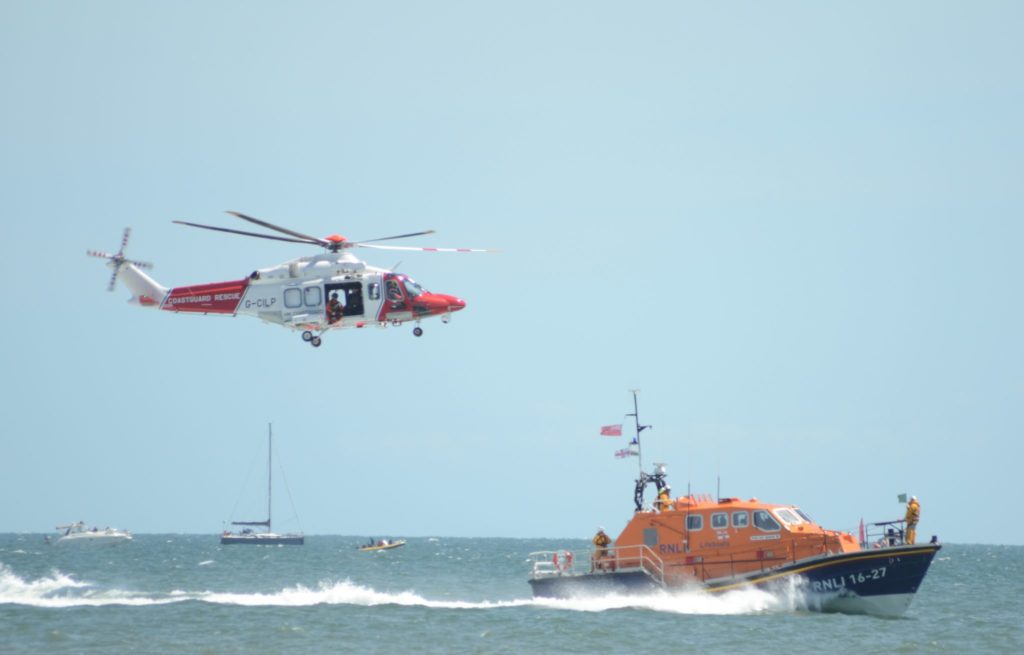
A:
[1,562,806,613]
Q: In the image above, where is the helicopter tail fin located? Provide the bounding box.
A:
[88,228,168,308]
[117,263,168,308]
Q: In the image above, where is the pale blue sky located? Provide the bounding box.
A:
[1,1,1021,544]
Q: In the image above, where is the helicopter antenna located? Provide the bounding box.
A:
[87,227,154,291]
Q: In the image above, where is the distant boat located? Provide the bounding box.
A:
[53,522,132,546]
[221,424,304,546]
[358,538,406,552]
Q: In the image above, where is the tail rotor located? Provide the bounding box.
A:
[87,227,154,291]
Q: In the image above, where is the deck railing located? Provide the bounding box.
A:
[861,520,909,549]
[528,544,666,585]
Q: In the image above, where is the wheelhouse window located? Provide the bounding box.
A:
[795,508,814,523]
[711,512,728,529]
[304,287,322,307]
[686,514,703,531]
[732,511,750,529]
[753,510,781,532]
[774,508,804,526]
[643,528,658,547]
[284,288,302,309]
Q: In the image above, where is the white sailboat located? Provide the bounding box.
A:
[220,424,304,546]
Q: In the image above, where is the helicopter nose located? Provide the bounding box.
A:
[445,295,466,312]
[430,294,465,312]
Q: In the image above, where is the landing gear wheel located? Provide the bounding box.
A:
[310,336,322,347]
[413,327,423,337]
[302,331,313,342]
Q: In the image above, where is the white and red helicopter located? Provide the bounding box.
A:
[88,212,491,347]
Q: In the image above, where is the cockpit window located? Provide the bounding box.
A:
[774,508,803,525]
[386,279,403,301]
[753,510,781,532]
[402,278,424,298]
[795,508,814,523]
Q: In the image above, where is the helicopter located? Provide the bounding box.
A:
[88,211,492,347]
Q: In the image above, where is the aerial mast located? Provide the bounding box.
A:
[626,389,651,476]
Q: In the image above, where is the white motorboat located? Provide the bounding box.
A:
[53,522,132,546]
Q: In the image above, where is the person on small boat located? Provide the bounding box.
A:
[905,496,921,544]
[592,527,611,570]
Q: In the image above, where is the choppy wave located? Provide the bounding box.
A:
[1,563,803,614]
[0,563,176,608]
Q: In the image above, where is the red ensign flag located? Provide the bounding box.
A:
[600,424,623,436]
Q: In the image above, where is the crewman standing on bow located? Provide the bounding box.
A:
[905,495,921,545]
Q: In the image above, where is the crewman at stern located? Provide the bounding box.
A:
[592,527,612,570]
[905,495,921,545]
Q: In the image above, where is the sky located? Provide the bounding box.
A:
[1,1,1021,545]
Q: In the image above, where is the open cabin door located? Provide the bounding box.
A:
[325,281,365,323]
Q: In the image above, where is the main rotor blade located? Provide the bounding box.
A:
[87,250,114,259]
[226,211,329,246]
[356,244,496,253]
[348,230,437,246]
[173,221,321,246]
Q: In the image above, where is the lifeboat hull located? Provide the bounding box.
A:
[530,544,940,617]
[529,569,658,598]
[725,543,942,616]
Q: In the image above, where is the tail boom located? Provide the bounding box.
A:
[160,278,251,314]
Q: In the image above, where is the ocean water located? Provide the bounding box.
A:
[1,535,1021,654]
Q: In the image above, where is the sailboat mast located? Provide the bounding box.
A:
[267,423,272,531]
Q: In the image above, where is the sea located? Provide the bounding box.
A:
[1,535,1021,654]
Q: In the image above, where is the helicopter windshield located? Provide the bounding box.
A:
[402,278,425,298]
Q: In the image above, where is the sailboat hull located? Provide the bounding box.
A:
[220,533,304,546]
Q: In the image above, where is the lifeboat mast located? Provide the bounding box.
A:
[627,389,668,512]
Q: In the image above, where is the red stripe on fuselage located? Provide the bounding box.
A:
[162,279,250,314]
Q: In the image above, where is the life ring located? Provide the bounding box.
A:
[551,551,573,572]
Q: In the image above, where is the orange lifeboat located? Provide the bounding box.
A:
[527,397,940,617]
[529,476,940,616]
